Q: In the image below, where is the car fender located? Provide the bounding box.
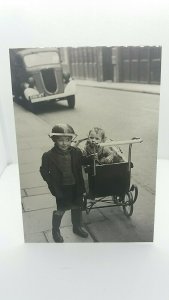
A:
[64,80,76,95]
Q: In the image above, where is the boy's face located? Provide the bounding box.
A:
[88,131,102,146]
[55,136,72,151]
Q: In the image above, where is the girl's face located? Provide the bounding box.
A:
[88,131,102,146]
[55,136,72,151]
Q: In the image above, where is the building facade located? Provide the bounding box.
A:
[59,46,161,84]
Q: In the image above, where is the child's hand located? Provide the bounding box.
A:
[105,157,113,163]
[104,157,113,163]
[94,153,99,160]
[72,140,80,147]
[91,153,99,160]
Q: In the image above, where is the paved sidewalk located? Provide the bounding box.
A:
[14,104,94,243]
[75,80,160,95]
[14,80,158,243]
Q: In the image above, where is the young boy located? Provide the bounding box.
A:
[40,123,88,243]
[83,127,123,164]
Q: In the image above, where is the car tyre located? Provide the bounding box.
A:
[13,95,22,105]
[26,100,38,114]
[67,95,75,109]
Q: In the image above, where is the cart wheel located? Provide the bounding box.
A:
[122,192,134,217]
[130,184,138,204]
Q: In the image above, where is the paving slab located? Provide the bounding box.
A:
[97,205,128,222]
[23,208,72,234]
[125,187,154,242]
[86,185,155,242]
[17,149,44,164]
[20,172,45,188]
[17,140,31,150]
[45,227,93,243]
[99,185,155,242]
[87,209,154,242]
[83,208,105,224]
[14,106,50,138]
[17,136,51,149]
[25,186,50,196]
[23,208,53,234]
[87,219,141,242]
[22,194,56,211]
[21,189,26,197]
[41,145,54,152]
[19,162,41,174]
[31,140,51,149]
[24,232,47,243]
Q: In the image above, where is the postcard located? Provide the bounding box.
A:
[9,46,161,242]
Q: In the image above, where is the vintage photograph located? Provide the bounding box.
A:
[9,46,161,243]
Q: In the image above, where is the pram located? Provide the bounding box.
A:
[74,137,143,217]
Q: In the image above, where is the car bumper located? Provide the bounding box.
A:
[30,92,75,103]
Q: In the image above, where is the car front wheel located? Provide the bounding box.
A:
[67,95,75,109]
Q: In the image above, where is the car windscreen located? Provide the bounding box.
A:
[23,52,60,67]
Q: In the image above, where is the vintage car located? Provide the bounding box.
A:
[9,48,76,112]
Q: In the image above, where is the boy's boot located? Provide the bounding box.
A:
[52,211,64,243]
[71,209,88,238]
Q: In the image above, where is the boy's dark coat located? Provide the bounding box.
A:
[40,146,87,200]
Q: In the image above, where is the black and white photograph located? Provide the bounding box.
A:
[9,46,161,243]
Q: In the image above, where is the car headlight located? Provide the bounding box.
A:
[24,87,43,100]
[63,72,70,83]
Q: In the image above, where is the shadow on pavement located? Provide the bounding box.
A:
[15,100,72,115]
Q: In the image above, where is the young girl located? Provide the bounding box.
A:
[83,127,123,164]
[40,123,89,243]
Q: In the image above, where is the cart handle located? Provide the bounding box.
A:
[100,137,143,147]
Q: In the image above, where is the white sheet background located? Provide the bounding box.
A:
[0,101,7,175]
[0,1,169,299]
[0,0,169,164]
